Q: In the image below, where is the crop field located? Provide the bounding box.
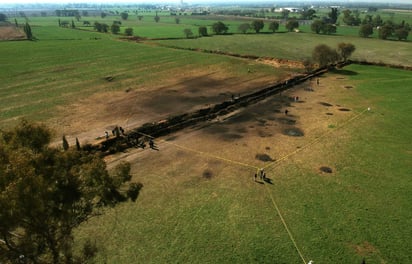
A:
[1,9,412,264]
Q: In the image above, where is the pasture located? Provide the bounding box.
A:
[74,65,412,263]
[1,10,412,264]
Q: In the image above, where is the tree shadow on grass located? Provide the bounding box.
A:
[330,68,358,76]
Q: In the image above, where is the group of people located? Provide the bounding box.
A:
[254,168,267,182]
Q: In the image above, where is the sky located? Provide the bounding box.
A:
[0,0,410,4]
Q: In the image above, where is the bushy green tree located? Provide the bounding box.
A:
[251,20,264,33]
[359,24,373,38]
[111,23,120,34]
[183,28,193,38]
[285,19,299,32]
[268,21,279,33]
[238,23,250,34]
[337,42,356,61]
[212,21,228,35]
[198,26,208,36]
[312,44,339,67]
[120,12,128,20]
[0,120,141,263]
[125,27,133,36]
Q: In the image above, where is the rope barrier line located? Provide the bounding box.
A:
[261,176,307,264]
[263,108,369,172]
[162,140,259,170]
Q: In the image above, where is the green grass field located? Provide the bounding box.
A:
[74,65,412,263]
[2,11,412,264]
[0,23,284,129]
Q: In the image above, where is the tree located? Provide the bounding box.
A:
[328,8,339,24]
[175,17,180,24]
[372,15,383,27]
[212,21,228,35]
[359,24,373,38]
[120,12,128,20]
[101,12,107,19]
[312,44,339,67]
[300,9,316,20]
[71,20,75,28]
[281,9,290,19]
[342,9,361,26]
[378,23,393,40]
[0,13,7,22]
[198,26,208,36]
[23,22,33,40]
[111,23,120,34]
[0,120,141,263]
[394,27,409,40]
[251,20,264,33]
[154,15,160,23]
[268,21,279,33]
[125,27,133,36]
[285,19,299,32]
[337,42,356,61]
[138,15,143,21]
[183,28,193,38]
[311,20,323,34]
[238,23,250,34]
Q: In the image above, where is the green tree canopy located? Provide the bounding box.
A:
[212,21,228,35]
[111,23,120,34]
[198,26,208,36]
[251,20,264,33]
[268,21,279,33]
[359,24,374,38]
[125,27,133,36]
[183,28,193,38]
[238,23,250,34]
[337,42,356,61]
[0,120,141,263]
[285,19,299,32]
[120,12,128,20]
[312,44,339,67]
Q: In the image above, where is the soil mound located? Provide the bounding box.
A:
[283,128,304,137]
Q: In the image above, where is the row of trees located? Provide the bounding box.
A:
[0,120,143,263]
[212,20,299,35]
[93,21,133,35]
[359,18,410,40]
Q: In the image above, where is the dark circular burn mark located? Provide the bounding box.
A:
[319,102,333,107]
[344,85,353,89]
[339,108,351,112]
[283,128,304,137]
[326,113,334,115]
[265,146,271,150]
[320,166,333,173]
[255,153,275,162]
[202,169,213,179]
